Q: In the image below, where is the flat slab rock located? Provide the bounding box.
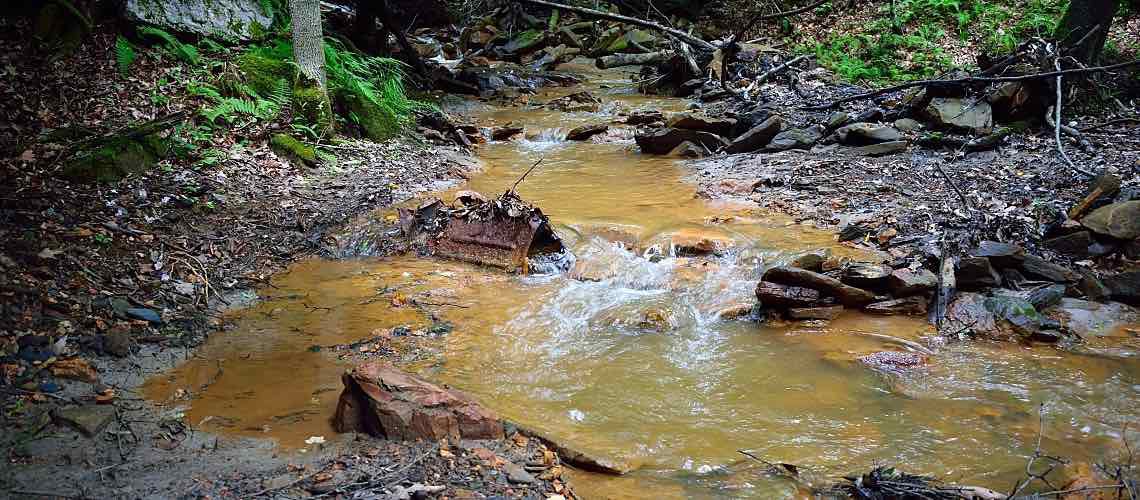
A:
[762,266,876,307]
[333,361,504,442]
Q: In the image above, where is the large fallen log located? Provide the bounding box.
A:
[596,50,671,69]
[516,0,716,51]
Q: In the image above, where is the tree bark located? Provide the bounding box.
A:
[289,0,333,136]
[290,0,328,88]
[1057,0,1116,64]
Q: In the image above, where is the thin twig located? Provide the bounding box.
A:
[509,158,544,193]
[1050,58,1095,178]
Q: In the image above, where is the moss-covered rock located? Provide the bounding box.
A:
[61,135,167,183]
[292,80,334,138]
[346,95,403,141]
[237,51,295,97]
[270,133,316,167]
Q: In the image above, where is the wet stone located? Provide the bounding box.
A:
[864,296,928,316]
[53,405,115,437]
[665,113,735,136]
[503,462,536,484]
[789,248,831,271]
[565,123,608,141]
[1042,231,1091,257]
[956,257,1000,290]
[756,281,823,309]
[787,305,843,320]
[1103,271,1140,305]
[973,240,1025,267]
[841,262,892,289]
[762,266,876,307]
[126,307,162,324]
[888,268,938,297]
[1019,255,1078,283]
[726,116,783,154]
[635,128,729,155]
[1081,201,1140,240]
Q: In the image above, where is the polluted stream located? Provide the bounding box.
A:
[144,63,1140,497]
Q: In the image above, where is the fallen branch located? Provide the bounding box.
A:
[516,0,715,50]
[804,59,1140,110]
[595,50,672,69]
[1048,58,1095,178]
[754,54,812,86]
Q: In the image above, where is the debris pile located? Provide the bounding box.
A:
[398,190,566,273]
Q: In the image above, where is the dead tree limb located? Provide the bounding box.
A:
[804,59,1140,110]
[376,0,429,78]
[720,0,830,99]
[1048,58,1096,178]
[596,50,672,69]
[516,0,715,50]
[754,54,812,86]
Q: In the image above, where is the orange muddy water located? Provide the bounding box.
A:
[145,62,1140,498]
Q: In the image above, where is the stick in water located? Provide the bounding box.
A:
[510,158,545,193]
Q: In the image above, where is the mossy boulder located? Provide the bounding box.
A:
[237,51,295,97]
[293,81,334,138]
[346,95,403,141]
[270,133,316,167]
[62,135,167,183]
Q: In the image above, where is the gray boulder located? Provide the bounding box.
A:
[922,97,993,134]
[765,126,824,152]
[726,116,783,154]
[834,122,902,145]
[1081,201,1140,240]
[126,0,273,41]
[635,128,729,155]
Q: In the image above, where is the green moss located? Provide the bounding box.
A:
[61,135,166,183]
[270,133,316,166]
[292,81,334,137]
[346,95,401,140]
[237,51,294,97]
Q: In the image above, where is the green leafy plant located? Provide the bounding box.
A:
[115,35,136,77]
[323,39,433,138]
[138,26,200,65]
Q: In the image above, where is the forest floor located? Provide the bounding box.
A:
[2,8,1139,500]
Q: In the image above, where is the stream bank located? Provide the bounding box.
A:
[3,12,1139,500]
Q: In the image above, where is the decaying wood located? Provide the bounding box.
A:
[516,0,716,50]
[596,50,672,69]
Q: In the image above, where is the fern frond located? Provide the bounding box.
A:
[115,36,136,77]
[139,26,201,65]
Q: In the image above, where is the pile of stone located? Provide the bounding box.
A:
[1041,173,1139,262]
[754,249,937,321]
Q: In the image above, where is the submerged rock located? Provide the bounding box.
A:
[787,305,843,320]
[1044,298,1140,337]
[565,123,609,141]
[864,296,928,316]
[333,361,504,441]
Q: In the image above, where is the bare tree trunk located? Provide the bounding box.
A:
[1057,0,1116,64]
[288,0,333,137]
[290,0,328,87]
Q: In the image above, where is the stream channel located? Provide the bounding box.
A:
[144,62,1140,498]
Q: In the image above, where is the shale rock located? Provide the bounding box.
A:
[1081,201,1140,240]
[565,123,609,141]
[665,113,735,136]
[787,305,844,320]
[841,262,892,289]
[956,257,1001,290]
[333,361,504,441]
[864,296,928,315]
[1044,298,1140,337]
[1103,271,1140,305]
[755,281,823,308]
[725,116,783,153]
[635,128,729,155]
[850,141,908,156]
[762,266,876,307]
[1019,255,1078,283]
[974,241,1025,267]
[888,268,938,297]
[1043,231,1092,257]
[765,126,824,152]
